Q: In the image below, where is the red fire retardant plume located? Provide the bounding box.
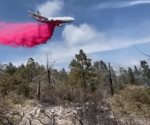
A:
[0,22,56,47]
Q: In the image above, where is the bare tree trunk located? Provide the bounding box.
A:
[82,70,86,90]
[82,70,87,102]
[108,63,114,96]
[37,79,41,101]
[47,68,51,84]
[46,53,51,84]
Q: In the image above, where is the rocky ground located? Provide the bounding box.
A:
[3,100,116,125]
[2,100,150,125]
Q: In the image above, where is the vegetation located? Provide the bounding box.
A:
[110,86,150,116]
[0,49,150,124]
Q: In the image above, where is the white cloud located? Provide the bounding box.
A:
[62,24,99,46]
[36,0,64,17]
[32,23,150,68]
[96,0,150,9]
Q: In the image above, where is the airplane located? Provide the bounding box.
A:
[28,10,75,27]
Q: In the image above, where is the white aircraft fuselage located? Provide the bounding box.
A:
[48,17,74,23]
[28,11,75,27]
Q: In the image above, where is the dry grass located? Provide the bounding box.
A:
[109,85,150,117]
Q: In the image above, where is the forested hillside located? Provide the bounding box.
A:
[0,49,150,125]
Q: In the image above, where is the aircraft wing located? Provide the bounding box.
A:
[28,11,48,22]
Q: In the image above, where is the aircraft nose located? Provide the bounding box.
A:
[70,17,75,22]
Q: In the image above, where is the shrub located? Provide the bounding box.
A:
[110,85,150,117]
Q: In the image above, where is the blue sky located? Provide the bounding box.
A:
[0,0,150,69]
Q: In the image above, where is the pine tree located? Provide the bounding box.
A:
[5,63,16,75]
[128,67,135,85]
[26,58,36,81]
[140,60,150,86]
[69,49,93,90]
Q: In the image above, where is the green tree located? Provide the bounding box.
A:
[140,60,150,86]
[69,49,93,90]
[5,63,16,75]
[26,58,43,81]
[128,67,136,85]
[93,61,108,84]
[118,67,128,88]
[59,68,68,82]
[16,64,28,80]
[26,58,36,81]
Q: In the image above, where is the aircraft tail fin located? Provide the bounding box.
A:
[27,10,41,15]
[37,11,41,15]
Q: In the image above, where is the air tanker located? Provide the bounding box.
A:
[28,10,75,27]
[0,11,75,47]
